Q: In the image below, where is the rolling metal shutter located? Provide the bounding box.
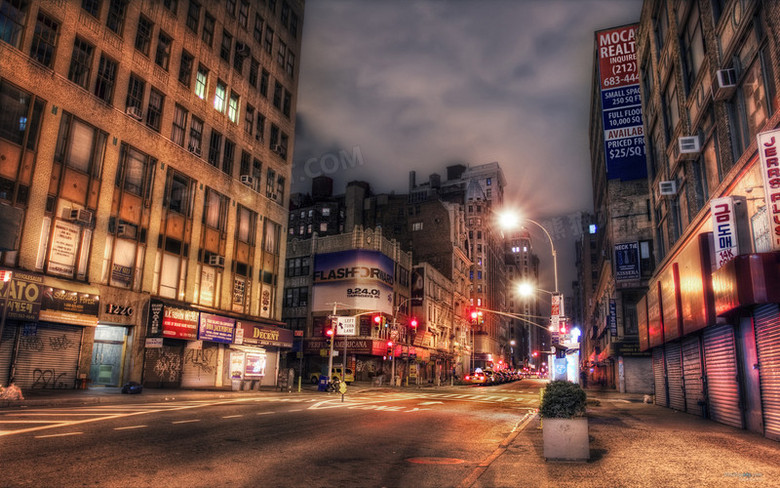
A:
[703,325,742,429]
[754,303,780,441]
[181,342,219,388]
[13,323,82,390]
[665,341,685,411]
[0,322,17,386]
[143,343,183,388]
[682,336,704,417]
[653,347,667,407]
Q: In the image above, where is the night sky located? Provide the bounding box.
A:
[291,0,644,307]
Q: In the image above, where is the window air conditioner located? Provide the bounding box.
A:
[117,224,137,239]
[658,180,677,196]
[126,106,143,121]
[712,69,737,101]
[208,255,225,267]
[240,175,254,185]
[676,135,701,161]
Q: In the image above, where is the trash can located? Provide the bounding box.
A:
[317,375,328,391]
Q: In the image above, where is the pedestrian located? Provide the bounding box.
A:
[580,370,588,388]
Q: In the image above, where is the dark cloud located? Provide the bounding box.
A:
[292,0,643,299]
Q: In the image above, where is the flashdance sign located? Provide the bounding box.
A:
[597,24,647,181]
[312,250,394,314]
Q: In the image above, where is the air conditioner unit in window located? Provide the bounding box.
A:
[63,208,93,225]
[677,135,701,161]
[208,255,225,267]
[126,106,143,121]
[188,142,201,156]
[117,223,137,239]
[658,180,678,196]
[240,175,254,185]
[236,42,250,56]
[712,69,737,101]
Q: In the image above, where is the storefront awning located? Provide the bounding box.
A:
[712,253,780,316]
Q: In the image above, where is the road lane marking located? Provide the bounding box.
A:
[256,412,273,415]
[114,425,147,430]
[418,401,443,405]
[221,415,244,419]
[35,432,83,438]
[287,409,302,412]
[172,419,200,424]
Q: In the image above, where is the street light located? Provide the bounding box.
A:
[499,211,559,293]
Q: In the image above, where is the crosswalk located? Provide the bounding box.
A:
[0,390,540,437]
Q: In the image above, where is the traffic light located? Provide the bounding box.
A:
[325,327,334,347]
[559,323,567,335]
[409,318,418,330]
[469,309,479,325]
[386,341,394,357]
[532,351,539,358]
[373,314,386,328]
[477,311,484,324]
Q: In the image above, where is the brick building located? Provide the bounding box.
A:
[0,0,303,391]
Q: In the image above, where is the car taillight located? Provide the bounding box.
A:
[464,375,471,380]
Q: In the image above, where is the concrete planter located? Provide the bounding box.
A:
[543,417,589,462]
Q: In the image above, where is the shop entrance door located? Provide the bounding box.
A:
[90,325,127,386]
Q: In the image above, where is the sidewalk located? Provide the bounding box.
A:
[475,389,780,488]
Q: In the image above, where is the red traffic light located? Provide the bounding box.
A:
[470,310,479,320]
[387,341,393,347]
[532,351,538,357]
[410,318,418,328]
[325,328,334,337]
[373,314,382,324]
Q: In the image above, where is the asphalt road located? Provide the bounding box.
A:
[1,380,544,488]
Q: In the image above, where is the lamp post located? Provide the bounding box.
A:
[499,212,559,294]
[391,297,418,387]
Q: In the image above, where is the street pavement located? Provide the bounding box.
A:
[4,383,780,487]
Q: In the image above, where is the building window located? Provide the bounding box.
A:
[223,138,235,176]
[202,11,214,46]
[283,287,308,308]
[68,37,94,89]
[105,0,126,35]
[30,12,59,68]
[286,50,295,78]
[244,104,254,134]
[256,112,266,142]
[171,104,187,146]
[94,55,118,104]
[290,11,298,38]
[214,80,226,112]
[220,29,232,62]
[163,0,177,14]
[276,39,286,67]
[263,26,273,54]
[266,168,276,198]
[226,0,236,15]
[236,204,257,244]
[207,130,222,167]
[155,30,172,70]
[282,89,292,117]
[260,69,269,97]
[0,0,27,48]
[146,88,164,132]
[273,81,282,109]
[228,91,240,123]
[253,13,263,43]
[134,15,153,56]
[195,65,208,99]
[126,73,145,112]
[680,1,704,92]
[81,0,100,17]
[728,26,773,159]
[662,76,679,143]
[188,116,203,155]
[185,0,200,32]
[249,58,259,87]
[412,222,423,231]
[238,1,248,28]
[178,50,193,87]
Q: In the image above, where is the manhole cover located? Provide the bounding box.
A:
[405,457,465,465]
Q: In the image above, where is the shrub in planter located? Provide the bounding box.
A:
[540,380,587,419]
[540,380,589,462]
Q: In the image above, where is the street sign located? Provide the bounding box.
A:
[335,316,357,336]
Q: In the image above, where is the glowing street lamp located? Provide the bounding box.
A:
[499,211,559,293]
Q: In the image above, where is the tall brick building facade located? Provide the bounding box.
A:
[0,0,303,391]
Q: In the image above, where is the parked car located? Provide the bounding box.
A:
[121,381,143,394]
[463,371,488,385]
